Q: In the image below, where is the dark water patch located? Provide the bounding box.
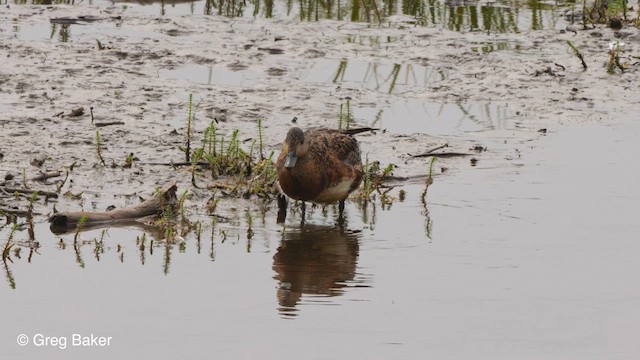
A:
[303,58,448,94]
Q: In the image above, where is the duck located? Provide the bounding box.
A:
[276,127,365,218]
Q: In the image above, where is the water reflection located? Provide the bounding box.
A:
[273,225,363,317]
[356,100,520,136]
[158,64,259,86]
[304,58,447,94]
[110,0,571,32]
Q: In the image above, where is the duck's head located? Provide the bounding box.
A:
[284,127,307,169]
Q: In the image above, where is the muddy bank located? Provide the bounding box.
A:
[1,4,639,218]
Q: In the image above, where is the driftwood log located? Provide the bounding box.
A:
[49,182,178,232]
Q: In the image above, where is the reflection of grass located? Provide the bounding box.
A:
[2,226,17,289]
[338,98,353,130]
[231,0,543,32]
[421,157,437,204]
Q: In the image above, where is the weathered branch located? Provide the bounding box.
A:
[48,182,178,231]
[31,171,62,182]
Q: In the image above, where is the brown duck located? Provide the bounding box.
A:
[276,127,365,215]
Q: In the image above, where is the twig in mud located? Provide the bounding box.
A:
[566,41,588,70]
[55,163,74,193]
[142,161,209,167]
[534,66,559,77]
[554,63,566,71]
[0,186,58,199]
[424,144,449,154]
[90,107,95,124]
[94,121,125,127]
[0,207,38,217]
[410,151,471,158]
[30,171,61,182]
[343,127,378,135]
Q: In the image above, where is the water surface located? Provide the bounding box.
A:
[2,117,639,359]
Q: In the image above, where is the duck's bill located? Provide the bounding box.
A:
[284,152,297,169]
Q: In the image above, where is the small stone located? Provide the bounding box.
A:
[30,153,48,167]
[609,18,622,30]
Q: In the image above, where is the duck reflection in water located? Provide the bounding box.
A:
[273,225,362,317]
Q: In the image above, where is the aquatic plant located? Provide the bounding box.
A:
[420,157,437,205]
[73,216,88,244]
[95,130,106,166]
[124,153,134,169]
[356,156,395,204]
[178,190,190,221]
[248,150,279,197]
[246,209,254,246]
[2,224,18,262]
[257,117,265,161]
[582,0,628,26]
[566,41,587,70]
[197,121,251,179]
[73,216,87,268]
[182,94,194,163]
[607,41,625,74]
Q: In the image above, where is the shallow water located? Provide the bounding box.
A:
[2,116,640,359]
[355,100,520,136]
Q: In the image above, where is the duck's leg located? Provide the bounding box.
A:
[301,201,306,225]
[277,194,288,223]
[337,200,346,227]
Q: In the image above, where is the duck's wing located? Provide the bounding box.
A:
[306,129,362,167]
